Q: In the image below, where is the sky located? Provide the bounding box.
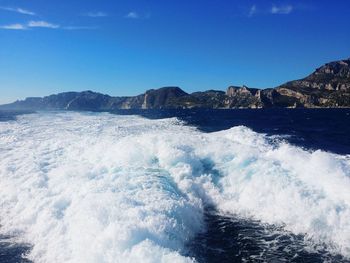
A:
[0,0,350,104]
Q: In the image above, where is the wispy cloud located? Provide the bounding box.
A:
[0,20,60,30]
[125,11,151,19]
[28,20,60,29]
[248,5,257,17]
[125,11,140,19]
[246,4,294,17]
[0,6,35,16]
[0,21,97,31]
[270,5,294,14]
[84,11,107,17]
[0,23,27,30]
[63,26,98,30]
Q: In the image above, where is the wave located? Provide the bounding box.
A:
[0,111,349,262]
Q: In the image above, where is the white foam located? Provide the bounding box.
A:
[208,128,350,256]
[0,111,350,262]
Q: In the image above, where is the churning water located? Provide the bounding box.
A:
[0,110,350,262]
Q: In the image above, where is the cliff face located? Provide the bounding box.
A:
[225,86,263,108]
[223,58,350,108]
[142,87,188,109]
[274,58,350,107]
[1,58,350,110]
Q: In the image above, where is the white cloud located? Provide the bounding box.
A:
[84,12,107,17]
[0,23,27,30]
[271,5,293,14]
[248,5,257,17]
[28,20,60,29]
[0,6,35,16]
[125,11,139,19]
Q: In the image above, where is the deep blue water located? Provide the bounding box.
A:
[112,108,350,155]
[2,108,349,155]
[1,109,350,263]
[0,110,34,122]
[185,210,348,263]
[0,235,31,263]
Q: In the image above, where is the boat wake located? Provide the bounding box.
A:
[0,112,350,262]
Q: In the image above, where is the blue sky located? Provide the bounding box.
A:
[0,0,349,103]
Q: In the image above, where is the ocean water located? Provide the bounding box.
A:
[0,109,350,263]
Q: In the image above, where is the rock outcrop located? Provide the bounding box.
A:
[142,87,188,109]
[1,58,350,110]
[225,86,263,108]
[274,58,350,107]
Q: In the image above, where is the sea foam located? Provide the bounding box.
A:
[0,112,350,262]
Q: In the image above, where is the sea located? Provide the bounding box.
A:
[0,108,350,263]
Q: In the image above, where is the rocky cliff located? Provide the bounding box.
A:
[1,58,349,110]
[142,87,188,109]
[274,58,350,107]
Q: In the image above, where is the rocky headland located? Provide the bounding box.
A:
[1,58,349,110]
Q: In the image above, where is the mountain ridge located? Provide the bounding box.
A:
[1,58,350,110]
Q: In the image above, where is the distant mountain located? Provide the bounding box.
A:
[1,58,349,110]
